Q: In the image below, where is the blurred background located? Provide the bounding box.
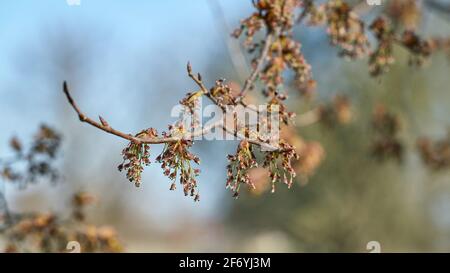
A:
[0,0,450,252]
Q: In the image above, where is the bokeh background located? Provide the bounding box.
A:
[1,0,450,252]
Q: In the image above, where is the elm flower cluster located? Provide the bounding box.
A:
[233,0,312,97]
[210,79,237,106]
[232,0,301,47]
[324,0,369,58]
[226,140,258,198]
[263,141,298,193]
[156,130,201,201]
[118,128,156,187]
[262,35,312,96]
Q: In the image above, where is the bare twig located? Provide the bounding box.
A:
[63,81,221,144]
[186,62,231,113]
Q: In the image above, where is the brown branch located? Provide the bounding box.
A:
[186,62,228,112]
[219,122,290,152]
[63,81,221,145]
[63,79,290,152]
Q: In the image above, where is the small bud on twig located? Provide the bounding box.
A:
[187,62,192,74]
[99,116,109,127]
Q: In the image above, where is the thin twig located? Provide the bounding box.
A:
[63,81,220,144]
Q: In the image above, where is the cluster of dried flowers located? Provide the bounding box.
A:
[0,127,122,253]
[61,0,450,201]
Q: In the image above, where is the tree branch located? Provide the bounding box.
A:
[63,80,287,151]
[63,81,221,144]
